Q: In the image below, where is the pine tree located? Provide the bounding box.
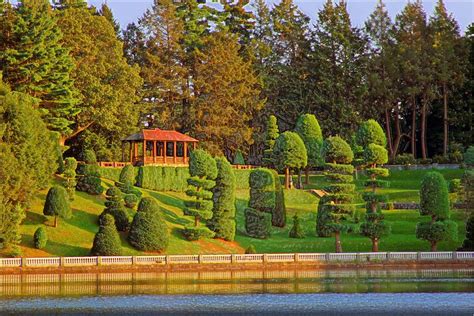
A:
[208,157,236,241]
[220,0,254,48]
[272,131,307,189]
[1,0,79,135]
[262,115,279,167]
[99,3,120,38]
[295,114,323,184]
[289,214,305,238]
[63,157,77,201]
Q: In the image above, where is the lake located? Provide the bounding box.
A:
[0,268,473,315]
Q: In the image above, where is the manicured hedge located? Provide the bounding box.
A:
[234,169,252,189]
[99,167,126,182]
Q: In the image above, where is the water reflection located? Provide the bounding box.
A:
[0,269,473,298]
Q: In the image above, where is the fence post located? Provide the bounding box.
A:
[294,253,299,263]
[132,256,136,265]
[263,254,268,263]
[21,258,26,268]
[231,254,236,264]
[97,257,102,266]
[386,252,391,261]
[198,255,203,264]
[60,257,65,267]
[417,252,422,261]
[165,255,169,265]
[356,253,362,262]
[325,253,330,262]
[452,251,458,260]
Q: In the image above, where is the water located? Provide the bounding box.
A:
[0,269,473,315]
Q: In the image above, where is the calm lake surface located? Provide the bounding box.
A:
[0,268,473,315]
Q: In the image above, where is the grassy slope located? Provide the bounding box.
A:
[16,169,467,257]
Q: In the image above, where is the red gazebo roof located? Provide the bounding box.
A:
[123,129,199,142]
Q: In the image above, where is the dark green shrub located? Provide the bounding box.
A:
[244,207,272,239]
[124,194,139,209]
[208,157,236,241]
[273,131,307,188]
[182,226,215,241]
[119,165,136,186]
[355,119,387,148]
[322,136,354,164]
[432,155,450,164]
[391,153,416,165]
[82,149,97,164]
[139,166,189,192]
[263,115,279,167]
[271,170,286,227]
[43,186,71,227]
[465,146,474,166]
[295,114,324,168]
[449,151,463,163]
[101,186,129,231]
[289,214,305,238]
[249,168,275,213]
[136,166,144,187]
[459,215,474,251]
[137,197,161,213]
[63,157,77,201]
[245,245,257,254]
[233,150,246,165]
[449,179,462,194]
[90,214,122,256]
[128,207,169,251]
[34,227,47,249]
[76,150,103,195]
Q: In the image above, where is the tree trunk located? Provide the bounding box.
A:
[431,241,437,252]
[285,167,290,190]
[335,231,342,253]
[392,108,402,159]
[54,215,58,228]
[385,109,394,158]
[411,97,417,159]
[372,238,379,252]
[305,166,310,185]
[297,169,303,189]
[443,83,448,156]
[194,217,199,227]
[421,102,427,159]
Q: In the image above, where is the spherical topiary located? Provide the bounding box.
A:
[364,143,388,166]
[34,227,47,249]
[272,131,308,172]
[322,136,354,164]
[102,186,129,231]
[289,214,305,238]
[128,207,169,251]
[43,186,72,227]
[124,194,139,209]
[420,172,450,220]
[189,149,218,179]
[119,165,136,186]
[245,245,257,254]
[356,119,387,148]
[91,214,122,256]
[295,114,323,167]
[465,146,474,166]
[137,197,160,212]
[64,157,78,171]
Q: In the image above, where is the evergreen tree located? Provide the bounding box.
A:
[76,149,104,195]
[34,226,47,249]
[289,214,305,238]
[55,1,142,159]
[91,214,122,256]
[459,214,474,251]
[272,131,308,189]
[295,114,324,184]
[245,168,274,239]
[1,0,79,134]
[220,0,254,48]
[233,150,246,165]
[316,136,355,252]
[430,0,466,156]
[183,149,217,240]
[43,186,71,228]
[262,115,279,168]
[208,157,236,241]
[416,171,457,251]
[100,186,129,232]
[99,3,120,38]
[63,157,77,200]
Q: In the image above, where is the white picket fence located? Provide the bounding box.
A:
[0,252,472,269]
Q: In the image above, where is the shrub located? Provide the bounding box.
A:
[82,149,97,164]
[295,114,323,169]
[364,143,388,166]
[208,157,236,241]
[245,245,257,254]
[244,207,272,239]
[233,150,246,165]
[182,226,215,241]
[139,166,190,192]
[465,146,474,166]
[417,158,432,165]
[90,214,122,256]
[34,227,47,249]
[124,194,139,209]
[63,157,77,201]
[137,197,161,212]
[234,169,252,189]
[386,202,395,210]
[459,214,474,251]
[289,214,305,239]
[391,153,416,165]
[432,155,450,164]
[355,119,387,148]
[76,150,103,195]
[101,186,129,232]
[119,165,136,186]
[128,207,169,251]
[322,136,353,164]
[271,169,286,227]
[43,186,71,227]
[272,131,307,188]
[449,179,462,194]
[249,168,275,213]
[262,115,279,167]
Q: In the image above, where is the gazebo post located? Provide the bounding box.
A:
[134,142,138,163]
[193,142,196,150]
[164,141,167,164]
[184,142,188,164]
[153,140,157,163]
[129,141,133,163]
[143,140,146,165]
[173,141,177,164]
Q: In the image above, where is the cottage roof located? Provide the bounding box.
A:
[122,129,199,142]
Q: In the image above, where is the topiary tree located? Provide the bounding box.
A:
[34,227,47,249]
[76,149,104,195]
[116,165,141,198]
[355,119,387,148]
[43,186,71,228]
[208,157,236,241]
[90,214,122,256]
[124,194,139,209]
[183,149,217,240]
[233,150,246,165]
[63,157,77,201]
[316,136,355,252]
[245,168,274,239]
[245,245,257,254]
[271,170,286,227]
[99,186,129,232]
[273,131,308,189]
[128,198,169,251]
[462,170,474,215]
[295,114,323,184]
[262,115,279,167]
[416,172,458,251]
[289,214,305,239]
[360,143,391,252]
[459,214,474,251]
[464,146,474,166]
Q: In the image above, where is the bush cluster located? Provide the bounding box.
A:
[100,187,130,232]
[289,214,305,239]
[76,150,104,195]
[34,227,47,249]
[391,153,416,165]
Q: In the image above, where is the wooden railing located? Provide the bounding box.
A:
[97,161,131,168]
[231,165,257,170]
[1,252,472,268]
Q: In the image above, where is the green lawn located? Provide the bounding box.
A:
[12,168,468,258]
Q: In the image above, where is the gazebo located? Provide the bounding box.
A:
[122,128,198,166]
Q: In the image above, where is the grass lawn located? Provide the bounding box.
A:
[9,168,469,258]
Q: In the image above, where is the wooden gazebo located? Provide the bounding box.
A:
[122,128,198,166]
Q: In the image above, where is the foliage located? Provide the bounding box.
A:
[459,214,474,251]
[208,157,236,241]
[233,150,246,165]
[391,153,416,165]
[139,166,189,192]
[364,143,388,166]
[262,115,279,167]
[289,214,305,239]
[322,136,354,164]
[182,226,215,241]
[273,131,308,171]
[90,214,122,256]
[295,114,324,167]
[43,186,72,225]
[119,165,136,186]
[356,119,387,148]
[63,157,77,200]
[245,244,257,254]
[448,179,462,194]
[416,220,457,248]
[137,197,161,213]
[76,150,104,195]
[124,194,139,209]
[100,186,129,232]
[34,227,47,250]
[462,170,474,213]
[465,146,474,165]
[271,170,286,228]
[234,169,252,190]
[244,207,272,239]
[128,203,169,251]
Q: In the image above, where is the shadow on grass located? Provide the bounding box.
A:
[148,191,185,209]
[161,208,191,226]
[66,209,99,234]
[171,227,187,242]
[23,211,47,226]
[21,234,90,257]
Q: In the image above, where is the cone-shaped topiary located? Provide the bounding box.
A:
[91,214,122,256]
[245,245,257,254]
[460,215,474,251]
[124,194,139,209]
[416,171,457,251]
[43,186,72,228]
[119,165,136,186]
[233,150,246,165]
[34,227,48,249]
[295,114,323,184]
[289,214,305,238]
[137,197,161,212]
[271,170,286,227]
[262,115,279,168]
[208,157,236,241]
[100,186,129,232]
[128,201,169,251]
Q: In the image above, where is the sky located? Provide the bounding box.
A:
[87,0,474,32]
